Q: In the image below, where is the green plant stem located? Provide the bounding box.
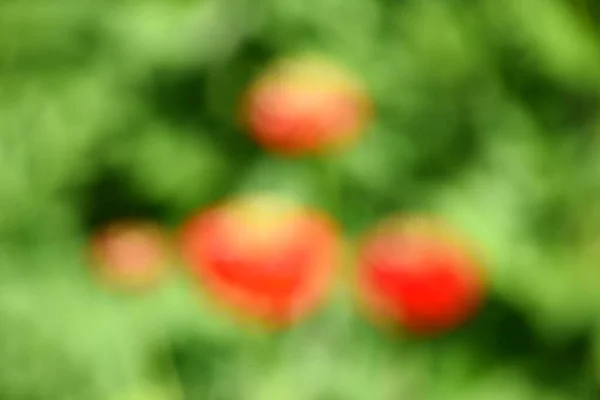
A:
[159,330,185,400]
[315,155,342,215]
[425,338,441,400]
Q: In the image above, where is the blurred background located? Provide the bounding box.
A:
[3,0,600,399]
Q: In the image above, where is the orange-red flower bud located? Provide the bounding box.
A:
[242,55,372,155]
[90,221,169,290]
[181,195,340,327]
[357,217,485,336]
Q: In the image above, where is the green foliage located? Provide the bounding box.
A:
[2,0,600,398]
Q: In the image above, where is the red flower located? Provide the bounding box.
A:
[90,221,169,289]
[356,217,485,336]
[241,55,372,155]
[180,195,340,327]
